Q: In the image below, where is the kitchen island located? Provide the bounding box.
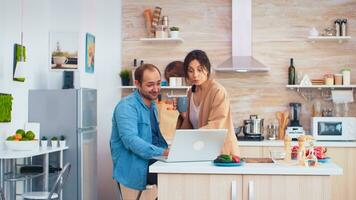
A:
[150,161,342,200]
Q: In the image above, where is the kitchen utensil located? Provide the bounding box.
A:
[242,115,264,136]
[143,9,154,37]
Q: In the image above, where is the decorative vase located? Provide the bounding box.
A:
[121,78,130,86]
[41,140,47,149]
[170,31,179,38]
[51,140,58,148]
[59,140,66,147]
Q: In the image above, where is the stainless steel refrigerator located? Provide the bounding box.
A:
[28,88,97,200]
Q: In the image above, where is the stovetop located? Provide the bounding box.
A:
[237,135,265,141]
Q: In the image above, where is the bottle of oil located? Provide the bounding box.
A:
[288,58,296,85]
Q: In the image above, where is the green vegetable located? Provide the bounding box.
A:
[51,136,58,141]
[214,154,233,163]
[41,136,48,140]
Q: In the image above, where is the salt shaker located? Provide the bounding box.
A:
[335,19,341,36]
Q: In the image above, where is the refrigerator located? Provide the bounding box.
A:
[28,88,97,200]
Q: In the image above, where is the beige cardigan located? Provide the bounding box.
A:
[177,79,240,156]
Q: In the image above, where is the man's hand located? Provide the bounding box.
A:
[163,149,170,156]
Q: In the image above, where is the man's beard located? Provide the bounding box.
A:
[140,90,158,101]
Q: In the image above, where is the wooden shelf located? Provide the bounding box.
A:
[120,86,190,89]
[139,37,184,43]
[307,36,351,43]
[286,85,356,89]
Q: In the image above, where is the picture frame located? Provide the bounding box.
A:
[49,32,78,71]
[85,33,95,73]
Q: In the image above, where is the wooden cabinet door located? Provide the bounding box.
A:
[327,147,356,200]
[240,146,263,158]
[242,175,331,200]
[158,174,242,200]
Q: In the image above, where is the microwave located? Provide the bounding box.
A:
[312,117,356,141]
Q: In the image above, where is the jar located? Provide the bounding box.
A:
[341,68,351,85]
[334,74,343,85]
[324,74,334,85]
[155,25,167,38]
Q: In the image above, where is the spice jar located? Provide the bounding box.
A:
[341,68,351,85]
[334,74,343,85]
[324,74,334,85]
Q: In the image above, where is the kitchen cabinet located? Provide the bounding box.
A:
[242,175,330,200]
[151,161,340,200]
[158,174,242,200]
[158,173,330,200]
[327,147,356,200]
[240,141,356,200]
[240,146,263,158]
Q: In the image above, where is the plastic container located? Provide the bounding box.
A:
[334,74,343,85]
[341,68,351,85]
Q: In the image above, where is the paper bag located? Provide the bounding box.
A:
[157,102,179,141]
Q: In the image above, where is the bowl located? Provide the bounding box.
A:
[270,150,286,163]
[5,140,39,151]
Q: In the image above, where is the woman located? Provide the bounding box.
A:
[176,49,240,156]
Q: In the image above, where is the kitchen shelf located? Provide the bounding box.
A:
[307,36,351,43]
[119,86,190,89]
[139,37,184,43]
[287,85,356,90]
[286,85,355,101]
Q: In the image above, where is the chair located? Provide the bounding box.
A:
[0,187,5,200]
[117,184,156,200]
[22,163,71,200]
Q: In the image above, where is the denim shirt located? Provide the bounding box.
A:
[110,90,168,190]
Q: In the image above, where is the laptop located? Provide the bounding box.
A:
[153,129,227,162]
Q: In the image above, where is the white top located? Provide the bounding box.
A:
[0,146,69,159]
[150,161,343,176]
[189,93,200,129]
[238,140,356,148]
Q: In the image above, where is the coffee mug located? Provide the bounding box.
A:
[177,96,188,113]
[169,77,177,86]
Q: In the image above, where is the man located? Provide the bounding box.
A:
[110,64,169,191]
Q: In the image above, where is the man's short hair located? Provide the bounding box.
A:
[134,64,161,83]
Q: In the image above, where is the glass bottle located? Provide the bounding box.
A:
[305,142,318,167]
[288,58,296,85]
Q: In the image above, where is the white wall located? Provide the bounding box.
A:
[0,0,122,198]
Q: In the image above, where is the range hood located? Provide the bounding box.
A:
[214,0,270,72]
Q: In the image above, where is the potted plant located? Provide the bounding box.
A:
[51,136,58,148]
[169,27,180,38]
[41,136,48,149]
[59,135,66,147]
[119,69,131,86]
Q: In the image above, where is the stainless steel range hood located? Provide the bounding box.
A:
[214,0,270,72]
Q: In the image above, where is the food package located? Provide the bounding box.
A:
[157,101,179,141]
[151,6,162,35]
